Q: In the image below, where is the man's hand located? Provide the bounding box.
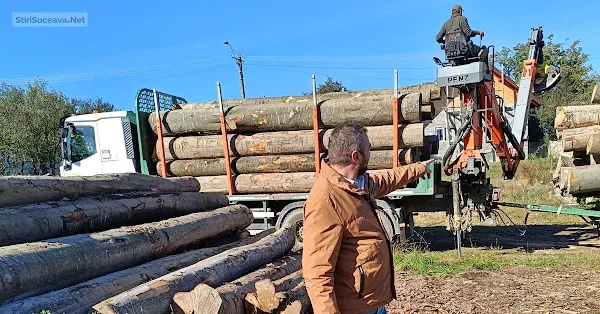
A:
[478,30,485,38]
[419,159,433,179]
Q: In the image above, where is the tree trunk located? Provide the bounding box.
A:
[421,104,435,120]
[553,153,575,182]
[554,105,600,131]
[0,205,253,304]
[244,270,303,313]
[558,165,600,195]
[0,230,273,314]
[0,173,199,207]
[159,149,420,177]
[279,281,309,314]
[194,166,415,194]
[171,253,301,314]
[157,124,424,160]
[93,226,296,314]
[561,126,600,152]
[149,93,422,135]
[0,192,228,246]
[592,83,600,104]
[587,133,600,155]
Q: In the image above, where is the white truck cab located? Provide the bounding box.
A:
[60,111,139,177]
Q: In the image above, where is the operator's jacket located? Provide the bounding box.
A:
[436,13,479,43]
[302,162,428,314]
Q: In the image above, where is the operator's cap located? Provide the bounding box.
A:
[452,4,463,12]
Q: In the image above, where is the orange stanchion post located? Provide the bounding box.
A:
[312,75,321,177]
[153,89,168,178]
[392,69,399,168]
[217,82,235,195]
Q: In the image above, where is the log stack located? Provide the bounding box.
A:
[0,175,311,314]
[553,101,600,196]
[149,86,441,194]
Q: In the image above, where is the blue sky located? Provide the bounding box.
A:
[2,0,599,110]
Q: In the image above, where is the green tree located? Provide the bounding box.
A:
[496,35,599,143]
[317,76,347,94]
[0,80,114,175]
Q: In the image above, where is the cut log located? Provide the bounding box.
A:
[592,84,600,104]
[0,192,228,246]
[93,225,296,314]
[244,270,303,313]
[159,149,420,177]
[553,153,575,182]
[421,104,435,120]
[561,126,600,152]
[0,173,199,207]
[554,105,600,131]
[430,86,442,101]
[279,281,309,314]
[194,165,416,194]
[157,124,424,160]
[171,253,301,314]
[0,205,253,304]
[587,133,600,155]
[149,93,422,135]
[178,85,436,110]
[0,230,273,314]
[558,165,600,195]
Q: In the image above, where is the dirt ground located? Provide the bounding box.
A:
[386,216,600,314]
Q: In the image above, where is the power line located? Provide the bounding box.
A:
[245,62,436,70]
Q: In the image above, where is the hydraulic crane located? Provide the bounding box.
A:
[434,27,562,256]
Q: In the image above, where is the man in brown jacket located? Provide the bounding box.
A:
[302,122,432,314]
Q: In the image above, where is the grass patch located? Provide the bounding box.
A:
[394,247,600,276]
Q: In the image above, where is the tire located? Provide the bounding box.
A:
[376,208,395,241]
[281,208,304,245]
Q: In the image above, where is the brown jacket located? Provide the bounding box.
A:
[302,162,428,314]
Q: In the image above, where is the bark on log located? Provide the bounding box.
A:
[421,104,435,120]
[0,230,272,314]
[279,281,309,314]
[171,253,301,314]
[178,85,436,110]
[554,105,600,131]
[0,192,228,246]
[587,133,600,155]
[93,226,296,314]
[0,205,253,304]
[194,166,416,194]
[159,149,420,177]
[157,124,424,160]
[592,84,600,104]
[0,173,199,207]
[561,126,600,152]
[558,165,600,195]
[244,270,303,313]
[149,93,422,135]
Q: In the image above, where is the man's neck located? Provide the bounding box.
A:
[330,164,360,181]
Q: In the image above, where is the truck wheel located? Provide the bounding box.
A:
[281,209,304,243]
[376,208,395,242]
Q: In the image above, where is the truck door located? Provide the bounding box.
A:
[61,123,102,176]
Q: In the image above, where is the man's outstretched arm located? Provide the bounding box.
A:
[367,160,432,199]
[302,196,343,314]
[436,23,447,43]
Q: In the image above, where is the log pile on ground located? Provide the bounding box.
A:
[150,86,441,194]
[0,175,310,314]
[553,99,600,196]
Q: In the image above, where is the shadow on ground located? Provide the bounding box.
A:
[410,224,600,252]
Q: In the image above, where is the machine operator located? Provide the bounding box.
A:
[436,4,488,64]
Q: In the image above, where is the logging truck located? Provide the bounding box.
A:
[59,87,454,241]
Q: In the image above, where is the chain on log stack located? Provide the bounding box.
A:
[553,84,600,196]
[149,85,441,194]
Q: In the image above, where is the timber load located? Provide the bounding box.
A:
[149,85,441,194]
[0,174,313,314]
[553,102,600,196]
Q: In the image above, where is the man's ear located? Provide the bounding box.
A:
[350,150,360,164]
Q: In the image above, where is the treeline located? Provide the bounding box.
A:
[0,80,114,175]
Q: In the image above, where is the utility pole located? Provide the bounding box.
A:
[223,41,246,98]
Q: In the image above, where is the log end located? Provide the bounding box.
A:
[172,284,223,314]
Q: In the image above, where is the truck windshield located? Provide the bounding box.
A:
[70,125,97,162]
